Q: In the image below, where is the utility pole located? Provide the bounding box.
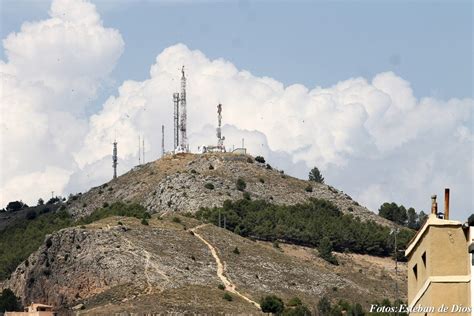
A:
[161,125,165,157]
[394,228,399,314]
[138,135,141,165]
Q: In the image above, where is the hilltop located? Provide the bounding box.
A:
[67,153,392,227]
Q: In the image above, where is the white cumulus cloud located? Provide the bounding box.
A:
[0,0,124,206]
[74,44,473,219]
[1,5,472,221]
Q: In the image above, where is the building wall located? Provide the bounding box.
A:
[410,283,470,315]
[407,222,471,313]
[429,226,469,276]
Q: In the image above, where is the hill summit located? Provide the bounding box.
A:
[68,153,391,226]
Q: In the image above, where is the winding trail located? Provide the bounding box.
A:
[191,224,261,310]
[121,235,171,295]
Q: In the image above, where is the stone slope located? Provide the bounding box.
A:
[5,215,406,314]
[67,153,392,226]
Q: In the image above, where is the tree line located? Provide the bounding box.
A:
[196,198,414,259]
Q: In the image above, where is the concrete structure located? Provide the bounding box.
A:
[5,303,56,316]
[405,189,473,315]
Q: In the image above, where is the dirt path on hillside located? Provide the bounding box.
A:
[191,224,261,310]
[121,235,170,295]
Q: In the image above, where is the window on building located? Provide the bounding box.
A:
[422,251,426,267]
[413,264,418,280]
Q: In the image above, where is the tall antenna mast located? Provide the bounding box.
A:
[161,125,165,157]
[173,93,179,150]
[138,135,141,165]
[112,140,118,179]
[142,137,145,164]
[179,66,188,152]
[216,104,225,151]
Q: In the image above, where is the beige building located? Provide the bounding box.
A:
[5,303,56,316]
[405,189,473,315]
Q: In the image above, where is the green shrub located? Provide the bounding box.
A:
[209,164,214,170]
[255,156,265,163]
[117,221,123,226]
[141,218,149,225]
[0,288,21,312]
[172,216,181,224]
[233,247,240,255]
[102,202,109,208]
[190,169,197,174]
[218,284,225,290]
[266,164,272,170]
[317,296,331,315]
[319,237,339,265]
[223,292,233,301]
[204,183,215,190]
[25,210,37,220]
[259,178,265,184]
[283,304,312,316]
[236,178,246,191]
[305,185,313,192]
[243,192,251,200]
[260,295,284,313]
[287,297,302,307]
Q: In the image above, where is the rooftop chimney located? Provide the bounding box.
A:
[431,195,438,215]
[444,188,450,220]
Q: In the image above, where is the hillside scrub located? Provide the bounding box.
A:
[0,210,73,280]
[78,202,150,225]
[0,202,150,281]
[196,198,414,257]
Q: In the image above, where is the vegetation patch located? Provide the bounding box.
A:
[0,210,73,280]
[196,198,414,257]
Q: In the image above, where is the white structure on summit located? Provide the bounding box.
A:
[201,103,226,153]
[174,66,189,153]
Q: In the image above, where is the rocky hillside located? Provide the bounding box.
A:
[6,215,406,314]
[68,153,392,226]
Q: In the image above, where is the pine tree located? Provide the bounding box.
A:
[308,167,324,183]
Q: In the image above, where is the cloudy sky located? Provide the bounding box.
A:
[0,0,472,220]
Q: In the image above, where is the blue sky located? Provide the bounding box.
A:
[0,0,472,220]
[2,0,472,110]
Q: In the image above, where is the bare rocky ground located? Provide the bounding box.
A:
[5,215,406,315]
[67,153,393,227]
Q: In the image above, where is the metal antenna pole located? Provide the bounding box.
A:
[142,137,145,164]
[138,135,141,165]
[112,140,118,179]
[179,66,188,152]
[161,125,165,157]
[173,93,179,150]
